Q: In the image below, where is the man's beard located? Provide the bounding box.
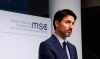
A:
[66,31,72,37]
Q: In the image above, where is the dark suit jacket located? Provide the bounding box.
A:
[39,34,78,59]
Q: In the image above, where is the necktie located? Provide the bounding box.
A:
[63,42,69,59]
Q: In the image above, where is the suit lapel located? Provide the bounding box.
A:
[51,35,68,59]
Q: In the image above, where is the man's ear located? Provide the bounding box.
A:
[55,20,59,28]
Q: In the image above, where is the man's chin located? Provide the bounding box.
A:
[66,33,71,37]
[66,35,71,37]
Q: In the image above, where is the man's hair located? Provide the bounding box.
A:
[53,9,77,30]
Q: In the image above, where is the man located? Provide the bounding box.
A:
[39,9,78,59]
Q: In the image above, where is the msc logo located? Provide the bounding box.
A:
[32,22,47,30]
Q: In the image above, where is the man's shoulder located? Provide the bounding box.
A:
[67,41,76,49]
[40,34,56,46]
[44,34,56,41]
[39,37,53,50]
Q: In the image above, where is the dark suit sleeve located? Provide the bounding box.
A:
[39,42,55,59]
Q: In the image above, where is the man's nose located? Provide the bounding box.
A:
[69,24,74,29]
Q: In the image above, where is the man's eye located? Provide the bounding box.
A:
[65,21,70,23]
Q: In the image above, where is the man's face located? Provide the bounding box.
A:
[55,15,75,38]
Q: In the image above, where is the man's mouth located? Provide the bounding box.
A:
[67,30,72,33]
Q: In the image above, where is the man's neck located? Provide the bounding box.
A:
[55,31,66,41]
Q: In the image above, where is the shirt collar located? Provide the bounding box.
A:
[53,33,68,47]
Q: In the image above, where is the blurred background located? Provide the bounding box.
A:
[0,0,100,59]
[82,0,100,59]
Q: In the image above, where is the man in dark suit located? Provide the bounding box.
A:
[39,9,78,59]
